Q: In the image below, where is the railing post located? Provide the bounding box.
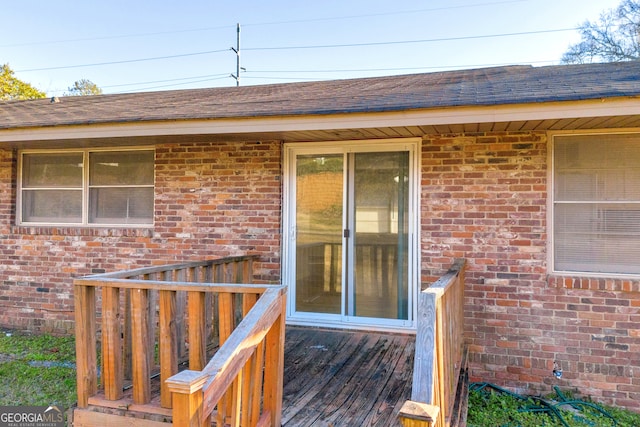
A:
[412,290,437,403]
[188,291,207,370]
[398,401,440,427]
[160,289,179,409]
[263,292,286,427]
[102,286,123,400]
[131,288,151,404]
[74,284,97,408]
[166,370,208,427]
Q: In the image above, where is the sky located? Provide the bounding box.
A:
[0,0,623,96]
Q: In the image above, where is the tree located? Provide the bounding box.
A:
[0,64,46,101]
[562,0,640,63]
[66,79,103,96]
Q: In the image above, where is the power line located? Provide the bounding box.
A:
[16,27,578,74]
[243,60,561,75]
[16,49,230,72]
[0,25,235,48]
[244,27,579,51]
[0,0,529,48]
[243,0,529,27]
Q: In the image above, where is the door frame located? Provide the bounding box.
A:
[282,138,421,331]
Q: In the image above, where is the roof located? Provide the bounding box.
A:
[1,61,640,131]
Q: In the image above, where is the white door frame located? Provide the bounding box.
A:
[282,138,421,332]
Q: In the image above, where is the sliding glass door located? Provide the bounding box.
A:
[285,140,418,329]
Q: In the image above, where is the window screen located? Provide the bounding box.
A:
[554,134,640,274]
[20,149,154,226]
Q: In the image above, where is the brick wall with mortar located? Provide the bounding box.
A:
[0,140,282,334]
[0,131,638,410]
[421,131,640,410]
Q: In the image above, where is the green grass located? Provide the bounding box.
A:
[0,332,77,408]
[468,384,640,427]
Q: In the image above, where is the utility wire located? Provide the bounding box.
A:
[16,48,229,72]
[245,27,578,51]
[16,27,577,73]
[0,0,529,48]
[243,59,560,75]
[242,0,529,27]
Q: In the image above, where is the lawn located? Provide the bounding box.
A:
[0,331,76,409]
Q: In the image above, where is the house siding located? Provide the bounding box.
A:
[0,140,283,334]
[421,131,640,410]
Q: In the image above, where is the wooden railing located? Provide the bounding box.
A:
[399,259,467,427]
[73,256,287,427]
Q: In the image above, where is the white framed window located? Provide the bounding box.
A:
[19,148,154,226]
[553,133,640,275]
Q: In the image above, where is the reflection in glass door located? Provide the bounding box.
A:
[295,154,344,314]
[288,141,416,328]
[349,151,409,320]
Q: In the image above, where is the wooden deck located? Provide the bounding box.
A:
[282,326,415,427]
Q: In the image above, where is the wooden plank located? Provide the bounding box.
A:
[280,330,356,424]
[398,401,439,427]
[74,285,97,408]
[412,290,437,403]
[241,293,259,426]
[159,290,178,409]
[188,291,207,370]
[102,286,123,400]
[166,370,208,427]
[131,288,151,404]
[124,289,132,381]
[281,327,414,427]
[201,287,286,417]
[76,277,272,293]
[73,409,170,427]
[216,291,235,425]
[262,292,286,427]
[78,256,258,279]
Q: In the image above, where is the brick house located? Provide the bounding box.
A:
[1,62,639,411]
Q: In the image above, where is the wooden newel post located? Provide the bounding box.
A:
[74,284,97,408]
[398,401,440,427]
[166,370,209,427]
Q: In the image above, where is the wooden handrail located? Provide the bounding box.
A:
[73,255,287,427]
[399,258,466,427]
[167,285,286,426]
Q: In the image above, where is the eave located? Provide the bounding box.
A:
[1,97,640,147]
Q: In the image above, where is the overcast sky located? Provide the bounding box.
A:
[1,0,622,95]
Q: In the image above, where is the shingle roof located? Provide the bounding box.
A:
[1,62,640,130]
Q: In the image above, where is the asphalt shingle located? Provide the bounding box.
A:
[1,62,640,130]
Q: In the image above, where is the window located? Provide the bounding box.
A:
[553,134,640,275]
[19,149,154,226]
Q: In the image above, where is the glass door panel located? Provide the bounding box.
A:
[295,154,343,314]
[349,152,409,319]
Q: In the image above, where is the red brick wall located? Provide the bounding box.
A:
[0,140,282,334]
[421,131,640,410]
[1,132,638,410]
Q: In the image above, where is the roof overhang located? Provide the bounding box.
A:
[1,97,640,146]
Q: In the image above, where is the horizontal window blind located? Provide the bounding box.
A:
[554,134,640,274]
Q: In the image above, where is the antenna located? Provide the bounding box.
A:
[230,23,245,86]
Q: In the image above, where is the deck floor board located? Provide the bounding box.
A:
[282,326,415,427]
